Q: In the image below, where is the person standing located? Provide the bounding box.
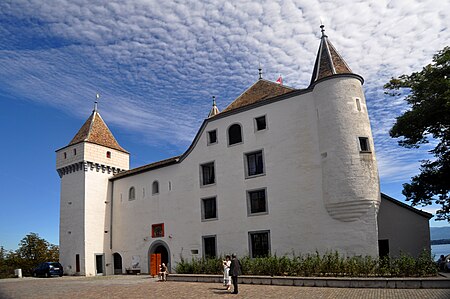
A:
[223,255,232,290]
[229,253,242,294]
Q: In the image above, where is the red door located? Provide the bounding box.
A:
[150,253,161,277]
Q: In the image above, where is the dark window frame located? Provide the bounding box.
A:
[128,186,136,201]
[249,230,271,258]
[254,115,267,131]
[228,123,243,146]
[201,196,218,221]
[202,235,217,259]
[358,137,371,152]
[207,129,218,145]
[245,150,265,178]
[200,161,216,186]
[152,180,159,195]
[247,188,268,215]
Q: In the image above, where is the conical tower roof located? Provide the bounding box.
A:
[69,107,128,153]
[310,25,355,85]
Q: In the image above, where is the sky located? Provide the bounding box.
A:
[1,0,449,251]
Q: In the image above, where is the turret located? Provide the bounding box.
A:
[56,100,129,276]
[311,26,380,228]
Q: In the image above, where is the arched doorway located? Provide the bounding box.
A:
[148,241,170,276]
[113,253,123,275]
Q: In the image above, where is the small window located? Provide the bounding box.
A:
[228,124,242,145]
[106,151,111,158]
[201,197,217,220]
[152,223,164,238]
[200,162,215,186]
[358,137,370,152]
[152,181,159,195]
[128,187,135,201]
[245,150,264,177]
[247,189,267,215]
[356,98,362,111]
[203,236,216,259]
[64,152,67,159]
[249,230,270,258]
[255,115,267,131]
[207,130,217,145]
[73,148,77,155]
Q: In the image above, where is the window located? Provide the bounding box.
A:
[355,98,362,111]
[358,137,370,152]
[73,148,77,155]
[200,162,215,186]
[207,130,217,145]
[152,223,164,238]
[64,152,67,159]
[249,231,270,258]
[106,151,111,158]
[128,187,135,201]
[247,189,267,215]
[201,197,217,220]
[245,150,264,177]
[228,123,242,145]
[255,115,267,131]
[152,181,159,195]
[203,236,216,258]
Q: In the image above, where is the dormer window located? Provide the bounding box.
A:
[106,151,111,158]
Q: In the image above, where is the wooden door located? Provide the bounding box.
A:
[150,253,161,277]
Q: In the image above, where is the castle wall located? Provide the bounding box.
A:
[110,78,381,273]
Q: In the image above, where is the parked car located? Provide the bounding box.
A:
[32,262,64,277]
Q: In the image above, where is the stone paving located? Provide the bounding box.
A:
[1,275,450,299]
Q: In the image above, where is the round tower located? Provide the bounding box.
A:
[56,101,129,276]
[311,26,380,225]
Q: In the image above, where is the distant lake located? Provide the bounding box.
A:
[431,243,450,259]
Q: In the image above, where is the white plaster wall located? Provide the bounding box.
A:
[56,143,84,169]
[111,78,381,273]
[84,143,129,170]
[59,169,85,275]
[378,197,431,257]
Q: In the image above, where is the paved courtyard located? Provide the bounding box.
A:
[1,275,450,299]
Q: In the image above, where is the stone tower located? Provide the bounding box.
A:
[311,26,380,255]
[56,104,129,276]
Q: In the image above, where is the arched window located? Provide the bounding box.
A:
[152,181,159,195]
[228,124,242,145]
[129,187,135,201]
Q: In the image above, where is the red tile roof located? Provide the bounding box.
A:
[221,79,295,113]
[69,111,128,153]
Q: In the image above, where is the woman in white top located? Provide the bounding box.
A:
[223,255,231,290]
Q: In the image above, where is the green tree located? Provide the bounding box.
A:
[385,46,450,221]
[14,233,59,276]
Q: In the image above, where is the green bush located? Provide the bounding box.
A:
[175,251,438,277]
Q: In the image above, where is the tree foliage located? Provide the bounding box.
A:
[385,46,450,221]
[0,233,59,278]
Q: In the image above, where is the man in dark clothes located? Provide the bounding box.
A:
[229,253,242,294]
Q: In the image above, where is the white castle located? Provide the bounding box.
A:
[56,27,431,276]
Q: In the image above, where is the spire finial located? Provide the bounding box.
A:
[258,63,263,80]
[212,95,216,106]
[94,93,99,112]
[320,24,326,37]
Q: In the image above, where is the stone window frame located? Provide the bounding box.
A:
[358,136,371,153]
[199,161,216,187]
[244,149,266,179]
[152,180,159,195]
[128,186,136,201]
[246,187,268,216]
[254,115,268,132]
[248,230,271,258]
[227,123,243,146]
[202,235,217,259]
[201,196,218,221]
[207,129,218,146]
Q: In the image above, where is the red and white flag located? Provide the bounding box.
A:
[276,75,282,85]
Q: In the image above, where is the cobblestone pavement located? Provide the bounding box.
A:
[1,276,450,299]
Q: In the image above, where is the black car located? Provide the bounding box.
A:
[32,262,64,277]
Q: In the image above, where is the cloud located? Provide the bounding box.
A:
[0,0,449,178]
